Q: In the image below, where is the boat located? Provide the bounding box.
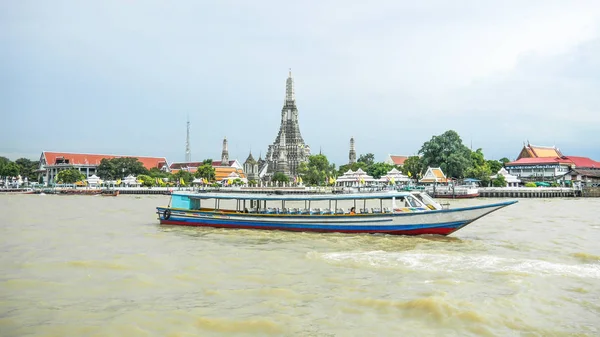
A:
[101,190,120,197]
[155,191,517,236]
[424,180,481,199]
[424,185,480,199]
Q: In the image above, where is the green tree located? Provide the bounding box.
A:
[358,153,375,167]
[419,130,471,179]
[0,161,20,178]
[367,162,395,179]
[96,158,116,179]
[148,167,171,179]
[194,159,216,181]
[465,148,492,185]
[492,174,507,187]
[15,158,39,181]
[172,170,193,186]
[56,169,86,184]
[97,157,149,179]
[298,154,334,186]
[487,160,503,175]
[499,157,510,164]
[401,156,424,180]
[337,161,369,176]
[272,172,290,183]
[136,174,154,187]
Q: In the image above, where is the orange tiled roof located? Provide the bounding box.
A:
[517,144,562,160]
[42,152,168,170]
[420,167,448,183]
[215,167,245,181]
[389,155,408,166]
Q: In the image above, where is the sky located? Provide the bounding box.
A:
[2,0,600,166]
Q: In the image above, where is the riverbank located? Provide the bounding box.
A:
[2,186,598,198]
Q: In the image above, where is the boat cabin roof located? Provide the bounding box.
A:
[175,191,415,201]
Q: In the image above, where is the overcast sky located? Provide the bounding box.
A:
[2,0,600,165]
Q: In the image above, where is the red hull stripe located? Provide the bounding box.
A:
[159,220,456,236]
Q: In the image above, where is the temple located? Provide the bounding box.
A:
[263,70,310,178]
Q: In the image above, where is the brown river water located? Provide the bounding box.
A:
[1,194,599,336]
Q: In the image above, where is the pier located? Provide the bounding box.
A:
[478,187,580,198]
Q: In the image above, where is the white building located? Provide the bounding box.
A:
[490,168,521,187]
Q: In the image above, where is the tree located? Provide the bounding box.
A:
[136,174,154,187]
[298,154,334,186]
[499,157,510,164]
[358,153,375,167]
[194,159,216,181]
[419,130,471,179]
[56,169,86,184]
[272,172,289,182]
[486,160,503,175]
[172,170,193,186]
[401,156,424,180]
[16,158,39,181]
[96,157,149,179]
[367,162,395,179]
[0,162,20,178]
[464,148,492,185]
[148,167,171,179]
[96,158,116,179]
[492,174,507,187]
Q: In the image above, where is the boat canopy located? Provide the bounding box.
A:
[175,191,415,201]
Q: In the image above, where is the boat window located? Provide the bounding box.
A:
[190,198,201,210]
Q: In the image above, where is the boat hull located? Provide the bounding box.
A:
[156,201,515,236]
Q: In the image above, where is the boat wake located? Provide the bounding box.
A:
[313,251,600,279]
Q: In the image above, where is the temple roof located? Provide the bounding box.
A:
[517,143,562,160]
[387,155,409,166]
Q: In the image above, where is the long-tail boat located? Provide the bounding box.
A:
[156,191,517,236]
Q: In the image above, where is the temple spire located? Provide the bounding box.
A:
[285,68,295,103]
[221,136,229,166]
[349,137,356,164]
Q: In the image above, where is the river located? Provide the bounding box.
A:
[1,194,599,336]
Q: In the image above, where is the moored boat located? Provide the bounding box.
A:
[101,190,120,197]
[155,191,517,236]
[425,185,480,199]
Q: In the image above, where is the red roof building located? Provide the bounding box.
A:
[506,144,599,181]
[385,155,409,166]
[39,151,169,184]
[169,159,243,173]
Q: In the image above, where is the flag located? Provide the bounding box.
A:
[407,171,412,177]
[155,178,159,185]
[298,176,303,184]
[116,179,121,185]
[180,177,185,186]
[227,178,233,185]
[390,177,395,184]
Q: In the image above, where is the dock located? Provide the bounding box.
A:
[478,187,580,198]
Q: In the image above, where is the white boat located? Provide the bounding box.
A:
[155,191,516,236]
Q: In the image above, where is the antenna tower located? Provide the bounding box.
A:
[185,117,191,162]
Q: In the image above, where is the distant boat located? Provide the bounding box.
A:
[101,190,120,197]
[425,185,480,199]
[155,191,516,236]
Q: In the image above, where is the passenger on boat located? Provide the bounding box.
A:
[350,207,356,215]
